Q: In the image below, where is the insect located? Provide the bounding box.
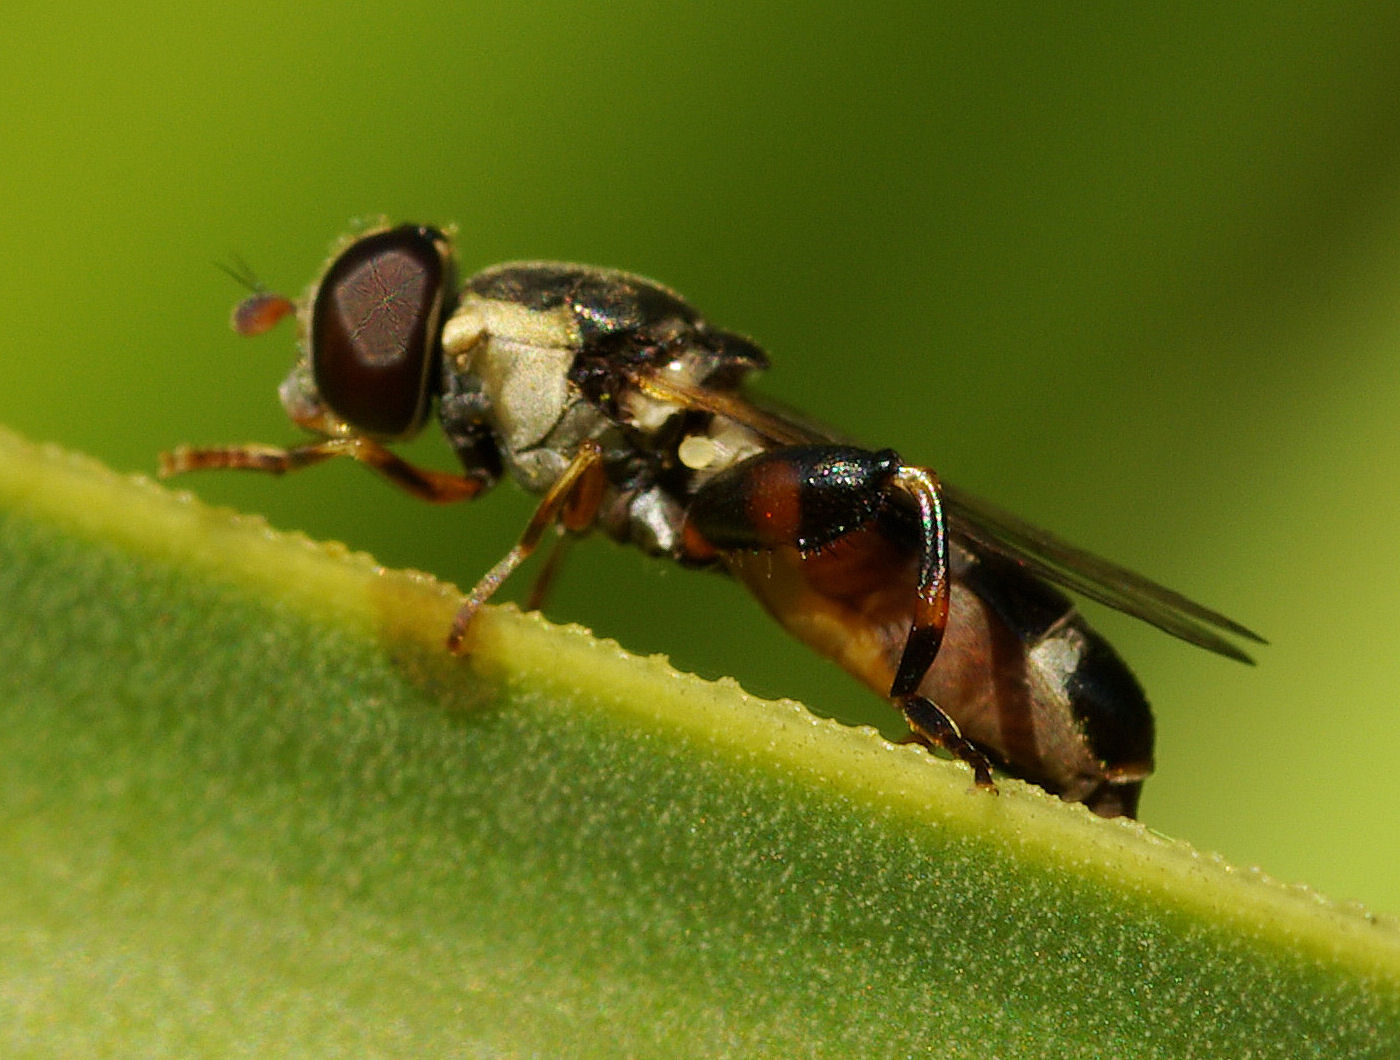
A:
[161,222,1262,818]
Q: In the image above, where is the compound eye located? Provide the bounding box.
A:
[311,225,451,437]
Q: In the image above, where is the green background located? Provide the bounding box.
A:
[2,2,1399,916]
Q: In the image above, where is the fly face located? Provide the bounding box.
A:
[258,224,457,443]
[162,221,1263,819]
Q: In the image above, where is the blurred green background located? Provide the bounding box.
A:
[3,2,1399,914]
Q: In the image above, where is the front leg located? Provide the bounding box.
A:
[682,444,995,790]
[159,436,494,505]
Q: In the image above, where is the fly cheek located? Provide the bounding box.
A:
[310,225,453,438]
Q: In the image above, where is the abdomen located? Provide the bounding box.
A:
[724,532,1154,817]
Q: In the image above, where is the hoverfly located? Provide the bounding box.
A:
[161,223,1262,818]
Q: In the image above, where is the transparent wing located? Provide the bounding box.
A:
[642,372,1263,662]
[942,483,1265,663]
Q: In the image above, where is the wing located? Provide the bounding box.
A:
[942,483,1265,664]
[636,371,1263,663]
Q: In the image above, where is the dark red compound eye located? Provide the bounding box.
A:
[310,225,451,438]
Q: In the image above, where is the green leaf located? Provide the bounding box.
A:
[1,423,1396,1058]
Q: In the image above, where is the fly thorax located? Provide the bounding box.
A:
[510,399,612,492]
[673,410,768,486]
[603,485,687,556]
[443,295,607,493]
[618,354,766,476]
